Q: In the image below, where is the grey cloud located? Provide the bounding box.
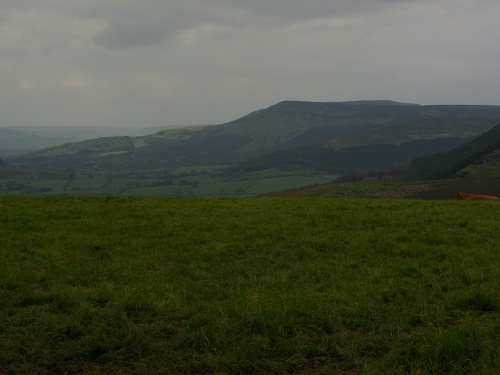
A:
[87,2,199,49]
[93,19,176,50]
[77,0,445,51]
[88,0,420,50]
[208,0,430,19]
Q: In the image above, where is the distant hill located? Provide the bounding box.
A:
[0,126,142,157]
[263,121,500,199]
[410,122,500,179]
[228,102,500,175]
[232,137,472,176]
[9,101,500,176]
[127,124,211,137]
[0,128,73,157]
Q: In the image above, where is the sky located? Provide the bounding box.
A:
[1,0,500,128]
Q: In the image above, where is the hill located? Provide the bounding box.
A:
[230,103,500,175]
[0,126,142,157]
[5,100,500,196]
[410,122,500,180]
[457,150,500,178]
[265,123,500,199]
[231,137,470,176]
[11,101,500,171]
[0,128,74,157]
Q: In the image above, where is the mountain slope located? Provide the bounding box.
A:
[233,137,472,175]
[410,123,500,179]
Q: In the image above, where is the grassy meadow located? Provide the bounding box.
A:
[0,196,499,374]
[0,164,330,197]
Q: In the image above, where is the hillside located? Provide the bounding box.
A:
[457,150,500,178]
[0,126,140,157]
[232,137,470,176]
[11,101,500,172]
[10,126,209,172]
[0,128,74,157]
[410,122,500,180]
[264,177,500,200]
[264,123,500,199]
[230,103,500,174]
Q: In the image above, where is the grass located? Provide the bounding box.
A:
[0,196,499,374]
[265,180,409,198]
[459,151,500,178]
[265,177,500,200]
[0,165,330,197]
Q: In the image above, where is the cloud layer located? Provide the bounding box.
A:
[1,0,499,127]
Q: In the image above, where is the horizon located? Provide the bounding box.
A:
[4,99,500,130]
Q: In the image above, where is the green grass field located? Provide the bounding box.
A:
[0,165,330,197]
[458,151,500,178]
[1,196,498,374]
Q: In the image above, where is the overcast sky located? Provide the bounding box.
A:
[1,0,499,127]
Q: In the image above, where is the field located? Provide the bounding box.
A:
[1,196,499,374]
[0,165,330,197]
[458,151,500,179]
[265,177,500,200]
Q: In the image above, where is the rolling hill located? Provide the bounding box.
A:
[11,101,500,172]
[410,122,500,180]
[0,128,74,157]
[228,102,500,174]
[0,126,145,157]
[265,123,500,199]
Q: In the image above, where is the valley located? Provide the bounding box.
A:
[3,100,500,197]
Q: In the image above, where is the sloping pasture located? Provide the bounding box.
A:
[0,196,498,374]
